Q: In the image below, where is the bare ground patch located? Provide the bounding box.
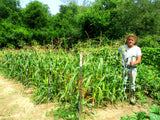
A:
[0,76,55,120]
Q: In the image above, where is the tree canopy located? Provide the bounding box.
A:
[22,1,51,29]
[0,0,159,48]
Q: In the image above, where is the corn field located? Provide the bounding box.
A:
[0,47,159,109]
[0,47,125,106]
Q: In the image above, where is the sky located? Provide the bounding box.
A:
[20,0,95,15]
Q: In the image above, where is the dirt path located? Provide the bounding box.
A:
[91,102,150,120]
[0,75,151,120]
[0,76,55,120]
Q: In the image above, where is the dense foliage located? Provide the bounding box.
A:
[0,48,122,105]
[137,64,160,104]
[0,0,160,48]
[0,47,159,105]
[141,47,160,69]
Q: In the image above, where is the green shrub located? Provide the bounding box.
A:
[137,64,160,104]
[141,47,160,69]
[137,35,160,48]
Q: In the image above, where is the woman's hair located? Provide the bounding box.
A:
[125,33,138,42]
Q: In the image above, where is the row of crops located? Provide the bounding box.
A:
[0,48,123,105]
[0,47,159,107]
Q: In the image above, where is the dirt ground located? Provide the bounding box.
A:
[0,75,151,120]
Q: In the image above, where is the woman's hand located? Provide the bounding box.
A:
[130,56,141,66]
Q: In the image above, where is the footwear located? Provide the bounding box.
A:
[130,96,136,105]
[130,91,136,105]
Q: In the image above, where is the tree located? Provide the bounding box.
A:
[78,0,119,39]
[54,3,79,38]
[108,0,160,38]
[22,1,51,29]
[0,0,20,19]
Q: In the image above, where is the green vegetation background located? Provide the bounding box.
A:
[0,0,160,49]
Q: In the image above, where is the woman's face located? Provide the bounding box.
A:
[127,37,135,48]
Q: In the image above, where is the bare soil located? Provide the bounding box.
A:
[0,75,151,120]
[0,76,55,120]
[89,102,150,120]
